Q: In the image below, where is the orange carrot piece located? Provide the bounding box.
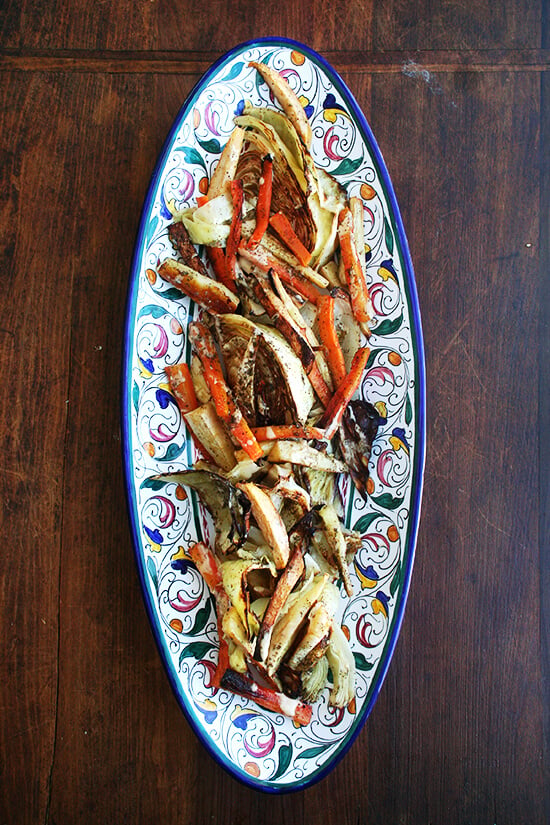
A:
[188,321,263,461]
[196,194,209,207]
[238,243,320,305]
[220,669,312,725]
[157,259,239,315]
[317,294,347,387]
[338,208,371,325]
[226,179,244,280]
[251,424,326,442]
[308,361,333,407]
[189,324,230,419]
[188,541,230,689]
[188,541,226,599]
[207,245,235,291]
[248,154,273,248]
[164,363,198,414]
[319,346,370,438]
[269,211,312,266]
[164,362,217,461]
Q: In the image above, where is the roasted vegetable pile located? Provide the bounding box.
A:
[154,61,385,724]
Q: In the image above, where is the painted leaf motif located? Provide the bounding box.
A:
[353,652,375,671]
[296,745,327,760]
[138,304,168,321]
[159,442,187,462]
[384,216,394,255]
[390,561,403,597]
[374,313,404,336]
[146,215,159,246]
[176,145,207,170]
[405,395,413,426]
[197,136,223,155]
[221,61,245,82]
[147,556,158,593]
[366,348,381,368]
[140,477,168,491]
[179,641,216,666]
[353,511,381,534]
[331,155,363,177]
[370,492,404,510]
[271,743,292,780]
[188,601,214,636]
[155,287,186,302]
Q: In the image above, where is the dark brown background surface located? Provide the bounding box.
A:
[1,2,548,823]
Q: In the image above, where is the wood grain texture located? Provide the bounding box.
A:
[0,2,548,822]
[369,68,543,822]
[0,0,540,52]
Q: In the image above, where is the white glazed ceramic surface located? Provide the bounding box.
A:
[123,38,425,792]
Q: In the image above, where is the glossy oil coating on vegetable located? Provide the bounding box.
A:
[153,61,387,719]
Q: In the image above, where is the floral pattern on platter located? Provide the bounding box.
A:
[125,40,423,791]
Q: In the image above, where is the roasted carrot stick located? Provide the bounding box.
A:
[247,154,273,248]
[337,207,371,325]
[226,179,244,281]
[164,362,198,414]
[251,424,326,442]
[164,363,218,462]
[319,345,370,439]
[220,669,312,725]
[188,541,227,605]
[188,321,263,461]
[269,211,312,266]
[317,294,347,387]
[157,259,239,315]
[188,541,230,688]
[239,243,320,305]
[206,245,235,291]
[308,361,333,407]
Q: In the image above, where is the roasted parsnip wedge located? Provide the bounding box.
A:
[265,573,328,676]
[237,482,290,569]
[158,258,239,315]
[267,440,348,473]
[248,60,313,149]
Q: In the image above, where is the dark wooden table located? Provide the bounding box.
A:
[1,2,548,823]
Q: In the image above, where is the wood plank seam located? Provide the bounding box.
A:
[0,48,549,74]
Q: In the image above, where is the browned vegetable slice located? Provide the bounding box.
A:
[318,503,353,597]
[337,399,385,498]
[215,313,315,426]
[265,573,328,676]
[237,482,290,569]
[219,669,312,725]
[207,126,245,199]
[156,470,250,555]
[286,601,333,671]
[168,222,209,275]
[255,542,306,663]
[267,440,348,473]
[248,61,313,149]
[337,207,372,328]
[184,402,236,472]
[158,258,239,315]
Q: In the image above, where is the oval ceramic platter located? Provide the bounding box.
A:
[123,38,425,792]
